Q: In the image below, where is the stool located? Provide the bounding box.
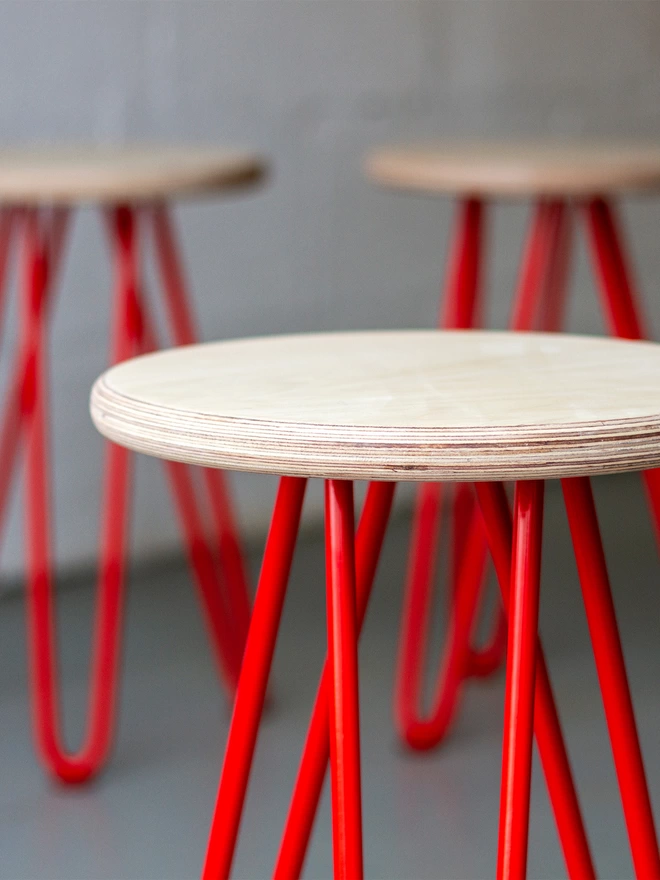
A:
[365,140,660,752]
[0,146,265,783]
[91,329,660,879]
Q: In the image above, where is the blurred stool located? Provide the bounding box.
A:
[91,329,660,879]
[0,146,265,783]
[365,140,660,752]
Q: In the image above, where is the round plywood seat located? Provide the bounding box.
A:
[0,145,265,204]
[366,141,660,198]
[91,330,660,482]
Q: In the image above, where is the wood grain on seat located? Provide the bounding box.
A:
[0,146,265,204]
[91,330,660,482]
[366,142,660,197]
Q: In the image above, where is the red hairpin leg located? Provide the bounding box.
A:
[201,481,397,880]
[0,206,16,344]
[104,206,245,692]
[22,197,250,785]
[202,476,306,880]
[475,482,594,880]
[562,477,660,879]
[274,482,395,879]
[149,203,252,658]
[24,204,142,784]
[468,198,571,685]
[495,481,544,880]
[0,208,27,545]
[396,200,574,752]
[582,197,660,552]
[0,209,66,547]
[396,198,496,748]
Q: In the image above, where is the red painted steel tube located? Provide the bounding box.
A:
[583,198,647,340]
[510,200,565,332]
[440,198,485,329]
[396,198,496,750]
[397,505,489,749]
[325,480,363,880]
[538,203,572,333]
[274,482,395,880]
[396,198,574,753]
[104,207,245,692]
[466,198,569,682]
[582,197,660,556]
[24,205,137,784]
[0,209,67,552]
[475,482,594,880]
[202,476,306,880]
[562,477,660,879]
[469,199,569,680]
[496,481,544,880]
[0,207,16,346]
[149,203,252,657]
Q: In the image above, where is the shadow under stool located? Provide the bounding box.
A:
[0,145,265,783]
[365,140,660,753]
[91,328,660,879]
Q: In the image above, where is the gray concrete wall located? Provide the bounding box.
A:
[1,0,660,580]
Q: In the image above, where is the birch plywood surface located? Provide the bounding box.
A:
[366,141,660,197]
[91,330,660,482]
[0,146,265,204]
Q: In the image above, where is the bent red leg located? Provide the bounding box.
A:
[0,209,65,556]
[24,205,142,784]
[582,198,660,551]
[398,504,489,749]
[460,200,568,683]
[496,481,544,880]
[562,477,660,879]
[396,198,488,749]
[104,207,245,693]
[274,482,395,880]
[476,482,594,880]
[468,199,570,681]
[149,203,251,659]
[202,477,306,880]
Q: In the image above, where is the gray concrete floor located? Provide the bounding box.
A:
[2,475,660,879]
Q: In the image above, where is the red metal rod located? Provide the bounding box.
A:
[24,204,138,784]
[582,197,660,556]
[0,207,17,348]
[160,456,244,691]
[510,200,564,332]
[467,198,570,681]
[274,482,395,880]
[537,203,572,333]
[397,503,489,749]
[149,203,252,657]
[583,198,647,340]
[396,198,498,751]
[562,477,660,879]
[496,481,544,880]
[0,209,67,554]
[475,482,594,880]
[104,207,245,691]
[202,476,306,880]
[325,480,363,880]
[440,198,485,329]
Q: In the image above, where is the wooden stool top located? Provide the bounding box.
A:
[91,330,660,483]
[0,146,265,204]
[366,141,660,198]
